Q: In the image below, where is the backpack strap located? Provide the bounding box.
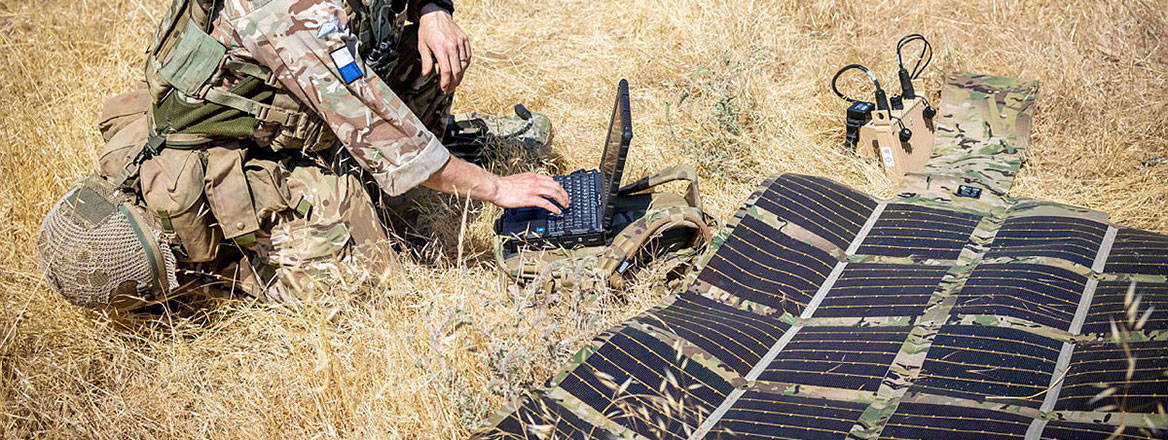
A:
[598,205,714,288]
[617,164,701,210]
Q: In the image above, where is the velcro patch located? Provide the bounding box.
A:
[330,47,363,84]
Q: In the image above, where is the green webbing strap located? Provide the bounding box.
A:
[202,87,304,126]
[120,205,170,295]
[233,232,257,246]
[294,196,312,218]
[203,87,264,116]
[223,58,279,86]
[112,136,163,188]
[154,209,191,259]
[156,209,175,233]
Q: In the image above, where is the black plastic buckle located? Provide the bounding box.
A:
[955,185,982,199]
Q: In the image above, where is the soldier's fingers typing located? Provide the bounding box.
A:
[531,197,562,215]
[547,179,570,207]
[539,180,570,208]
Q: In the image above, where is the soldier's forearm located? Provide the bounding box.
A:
[420,156,501,202]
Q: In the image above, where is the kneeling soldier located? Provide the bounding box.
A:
[37,0,569,309]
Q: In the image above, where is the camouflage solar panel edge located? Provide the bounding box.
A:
[476,73,1168,440]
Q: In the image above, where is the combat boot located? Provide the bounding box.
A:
[440,104,554,165]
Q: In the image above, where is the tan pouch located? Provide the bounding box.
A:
[98,115,149,180]
[243,159,293,222]
[139,148,222,262]
[203,145,261,244]
[98,85,150,142]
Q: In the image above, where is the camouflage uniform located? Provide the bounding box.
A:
[113,0,459,301]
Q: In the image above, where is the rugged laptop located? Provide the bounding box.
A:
[495,79,633,249]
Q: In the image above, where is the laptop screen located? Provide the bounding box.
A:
[598,79,632,228]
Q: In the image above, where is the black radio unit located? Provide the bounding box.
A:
[844,100,874,151]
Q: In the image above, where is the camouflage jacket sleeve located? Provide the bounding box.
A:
[224,0,450,196]
[411,0,454,21]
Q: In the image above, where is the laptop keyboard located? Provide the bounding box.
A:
[547,172,601,235]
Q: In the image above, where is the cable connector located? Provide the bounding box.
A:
[898,67,916,100]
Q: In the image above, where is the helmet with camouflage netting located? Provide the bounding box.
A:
[37,175,178,312]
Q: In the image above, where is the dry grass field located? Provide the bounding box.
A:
[2,0,1166,438]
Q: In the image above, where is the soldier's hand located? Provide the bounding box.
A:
[418,5,471,94]
[490,173,571,215]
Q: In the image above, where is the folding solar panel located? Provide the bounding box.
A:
[696,214,836,317]
[1040,421,1166,440]
[912,325,1062,407]
[477,73,1167,440]
[855,204,981,260]
[985,216,1108,268]
[553,326,733,440]
[953,263,1087,330]
[706,392,868,440]
[752,174,876,249]
[815,264,950,318]
[1081,281,1168,335]
[1105,229,1168,275]
[1056,340,1168,413]
[758,326,910,392]
[878,402,1033,440]
[492,395,620,440]
[635,293,790,375]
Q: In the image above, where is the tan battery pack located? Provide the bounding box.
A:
[856,97,935,179]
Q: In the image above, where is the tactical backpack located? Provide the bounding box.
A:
[494,164,716,291]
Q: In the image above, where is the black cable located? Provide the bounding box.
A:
[895,34,932,100]
[897,34,932,79]
[832,64,876,102]
[832,63,892,121]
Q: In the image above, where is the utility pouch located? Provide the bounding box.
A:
[243,159,294,221]
[202,145,262,245]
[140,146,296,262]
[493,164,715,291]
[98,85,150,142]
[139,148,221,262]
[97,85,152,179]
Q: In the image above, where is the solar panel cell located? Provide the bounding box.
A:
[1081,282,1168,335]
[697,215,837,317]
[1041,421,1166,440]
[913,325,1062,407]
[489,395,616,440]
[556,327,733,440]
[1104,229,1168,275]
[758,326,911,392]
[636,292,791,375]
[816,264,950,318]
[878,402,1032,440]
[708,392,867,440]
[1055,341,1168,413]
[954,264,1087,330]
[855,204,981,260]
[985,216,1108,268]
[753,174,877,249]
